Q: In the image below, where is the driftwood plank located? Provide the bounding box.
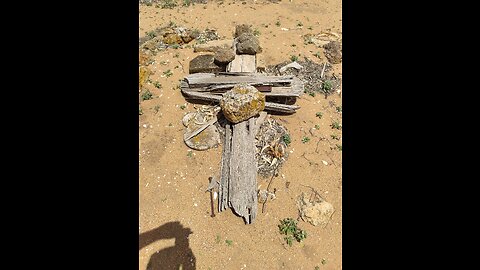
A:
[228,119,258,224]
[185,74,294,87]
[218,122,232,212]
[181,89,300,113]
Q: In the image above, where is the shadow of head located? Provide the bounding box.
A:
[139,221,196,270]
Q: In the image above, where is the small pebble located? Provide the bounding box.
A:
[322,160,328,166]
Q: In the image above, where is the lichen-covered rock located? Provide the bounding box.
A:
[234,24,253,38]
[163,33,183,45]
[297,193,335,227]
[139,66,151,91]
[236,33,262,55]
[220,84,265,123]
[189,54,224,74]
[214,48,235,65]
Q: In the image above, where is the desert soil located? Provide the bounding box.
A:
[139,0,342,269]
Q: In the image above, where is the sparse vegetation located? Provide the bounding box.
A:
[315,124,320,129]
[297,22,303,27]
[290,55,298,62]
[302,136,310,143]
[321,259,327,265]
[322,80,333,93]
[180,105,186,110]
[278,218,307,247]
[153,81,162,89]
[183,0,193,7]
[253,29,261,36]
[336,106,342,113]
[314,51,321,59]
[141,89,153,101]
[330,121,342,130]
[225,239,233,246]
[174,52,180,58]
[282,134,291,146]
[336,144,342,151]
[154,105,160,114]
[308,26,313,30]
[215,234,221,244]
[160,0,177,9]
[187,151,193,157]
[331,134,340,140]
[171,43,180,49]
[146,31,156,38]
[275,20,281,26]
[139,107,143,115]
[163,69,173,77]
[316,112,323,119]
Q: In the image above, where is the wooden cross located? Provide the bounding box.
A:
[181,40,304,224]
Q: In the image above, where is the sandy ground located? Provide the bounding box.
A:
[139,1,342,269]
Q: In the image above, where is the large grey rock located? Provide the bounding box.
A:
[189,54,224,74]
[214,48,235,65]
[236,33,262,55]
[220,84,265,123]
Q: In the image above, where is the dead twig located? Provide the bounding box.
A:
[320,62,326,79]
[262,162,280,213]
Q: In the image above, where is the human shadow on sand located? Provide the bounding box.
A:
[139,221,196,270]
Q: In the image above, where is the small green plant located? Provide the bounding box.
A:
[336,144,342,151]
[308,26,313,30]
[336,106,342,113]
[225,239,233,246]
[253,29,261,36]
[331,134,340,140]
[180,105,186,110]
[160,60,168,65]
[291,44,297,47]
[153,81,162,89]
[215,234,221,244]
[316,112,323,119]
[290,55,298,62]
[139,107,143,115]
[168,123,173,126]
[278,218,307,247]
[314,267,320,270]
[308,91,316,97]
[275,21,281,26]
[282,134,291,146]
[161,0,178,9]
[297,22,303,27]
[331,121,342,130]
[163,69,173,77]
[146,31,156,39]
[168,20,176,28]
[315,124,320,129]
[171,43,180,49]
[187,151,193,157]
[174,52,180,58]
[321,258,327,265]
[322,80,333,92]
[154,105,160,114]
[141,89,153,101]
[314,51,321,59]
[183,0,193,6]
[302,136,310,143]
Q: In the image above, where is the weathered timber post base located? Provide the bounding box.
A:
[218,115,265,224]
